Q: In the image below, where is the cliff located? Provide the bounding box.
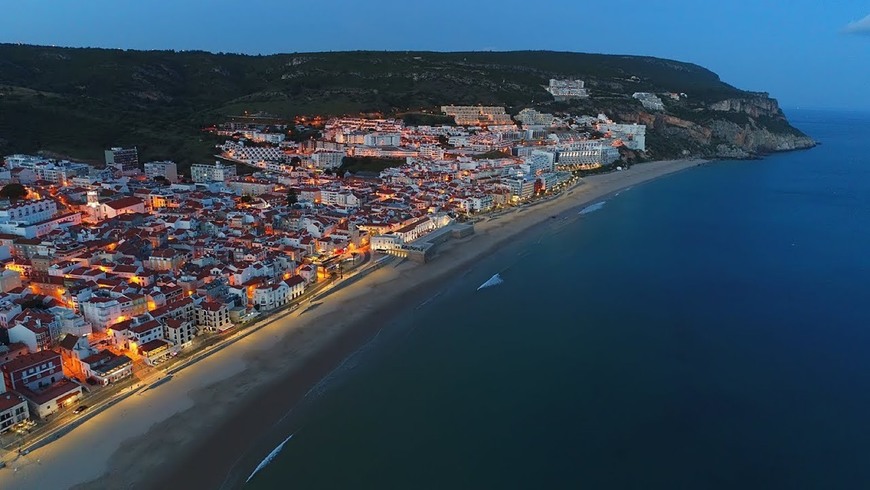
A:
[0,45,814,164]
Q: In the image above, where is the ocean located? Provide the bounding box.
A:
[245,110,870,489]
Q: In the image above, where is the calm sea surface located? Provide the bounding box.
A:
[246,110,870,489]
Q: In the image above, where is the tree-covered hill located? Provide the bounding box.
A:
[0,44,809,165]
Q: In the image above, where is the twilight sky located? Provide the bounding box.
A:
[4,0,870,110]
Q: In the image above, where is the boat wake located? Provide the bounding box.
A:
[579,201,606,215]
[246,434,294,483]
[477,274,504,290]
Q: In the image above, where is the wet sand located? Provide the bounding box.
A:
[0,159,708,490]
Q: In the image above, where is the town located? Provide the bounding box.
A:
[0,81,650,457]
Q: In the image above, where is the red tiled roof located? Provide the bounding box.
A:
[105,197,144,210]
[138,339,170,353]
[1,350,60,373]
[0,392,27,411]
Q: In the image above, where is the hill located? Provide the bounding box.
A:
[0,45,814,166]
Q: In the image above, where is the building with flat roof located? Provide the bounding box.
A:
[105,147,139,173]
[441,106,514,126]
[546,79,589,100]
[144,161,179,183]
[191,162,238,183]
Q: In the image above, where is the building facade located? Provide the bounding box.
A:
[1,350,64,391]
[0,393,29,434]
[144,161,179,183]
[191,162,238,183]
[105,147,140,173]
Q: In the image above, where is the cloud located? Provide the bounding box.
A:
[843,14,870,35]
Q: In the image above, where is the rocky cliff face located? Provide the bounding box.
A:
[623,93,815,160]
[708,93,780,118]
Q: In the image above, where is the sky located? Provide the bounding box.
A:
[3,0,870,110]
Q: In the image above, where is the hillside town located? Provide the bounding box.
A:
[0,96,647,450]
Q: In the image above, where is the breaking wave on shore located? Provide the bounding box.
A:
[615,186,632,197]
[246,434,294,483]
[477,274,504,290]
[579,201,606,215]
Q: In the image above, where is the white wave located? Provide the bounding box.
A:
[579,201,606,215]
[246,434,294,483]
[477,274,504,290]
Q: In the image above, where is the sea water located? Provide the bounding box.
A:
[245,110,870,489]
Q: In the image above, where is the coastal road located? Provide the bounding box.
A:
[0,248,378,472]
[0,248,394,489]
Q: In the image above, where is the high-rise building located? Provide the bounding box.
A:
[104,147,140,173]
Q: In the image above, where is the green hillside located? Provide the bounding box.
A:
[0,44,784,165]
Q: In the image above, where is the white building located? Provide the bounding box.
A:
[632,92,666,111]
[457,195,495,214]
[195,301,233,333]
[526,150,556,174]
[558,141,620,168]
[129,319,165,346]
[20,380,82,419]
[418,145,445,160]
[81,297,123,331]
[0,393,29,433]
[252,131,286,144]
[0,199,57,225]
[393,217,436,243]
[515,108,555,127]
[441,106,514,126]
[252,282,289,311]
[53,308,92,337]
[371,234,403,251]
[96,196,146,221]
[598,122,647,152]
[311,150,345,170]
[191,162,238,183]
[163,318,197,348]
[31,161,90,184]
[503,177,536,202]
[144,161,179,183]
[363,133,402,147]
[546,79,589,100]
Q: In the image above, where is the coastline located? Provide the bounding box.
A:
[0,158,708,490]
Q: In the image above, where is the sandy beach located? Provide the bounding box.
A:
[0,158,707,490]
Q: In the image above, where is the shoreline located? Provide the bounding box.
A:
[0,158,708,490]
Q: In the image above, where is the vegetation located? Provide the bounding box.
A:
[0,183,27,201]
[287,189,298,206]
[0,44,802,163]
[472,150,510,160]
[400,112,455,126]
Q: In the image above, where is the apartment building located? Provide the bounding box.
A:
[546,79,589,100]
[195,301,232,332]
[144,161,179,183]
[105,147,140,173]
[191,162,238,183]
[441,106,514,126]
